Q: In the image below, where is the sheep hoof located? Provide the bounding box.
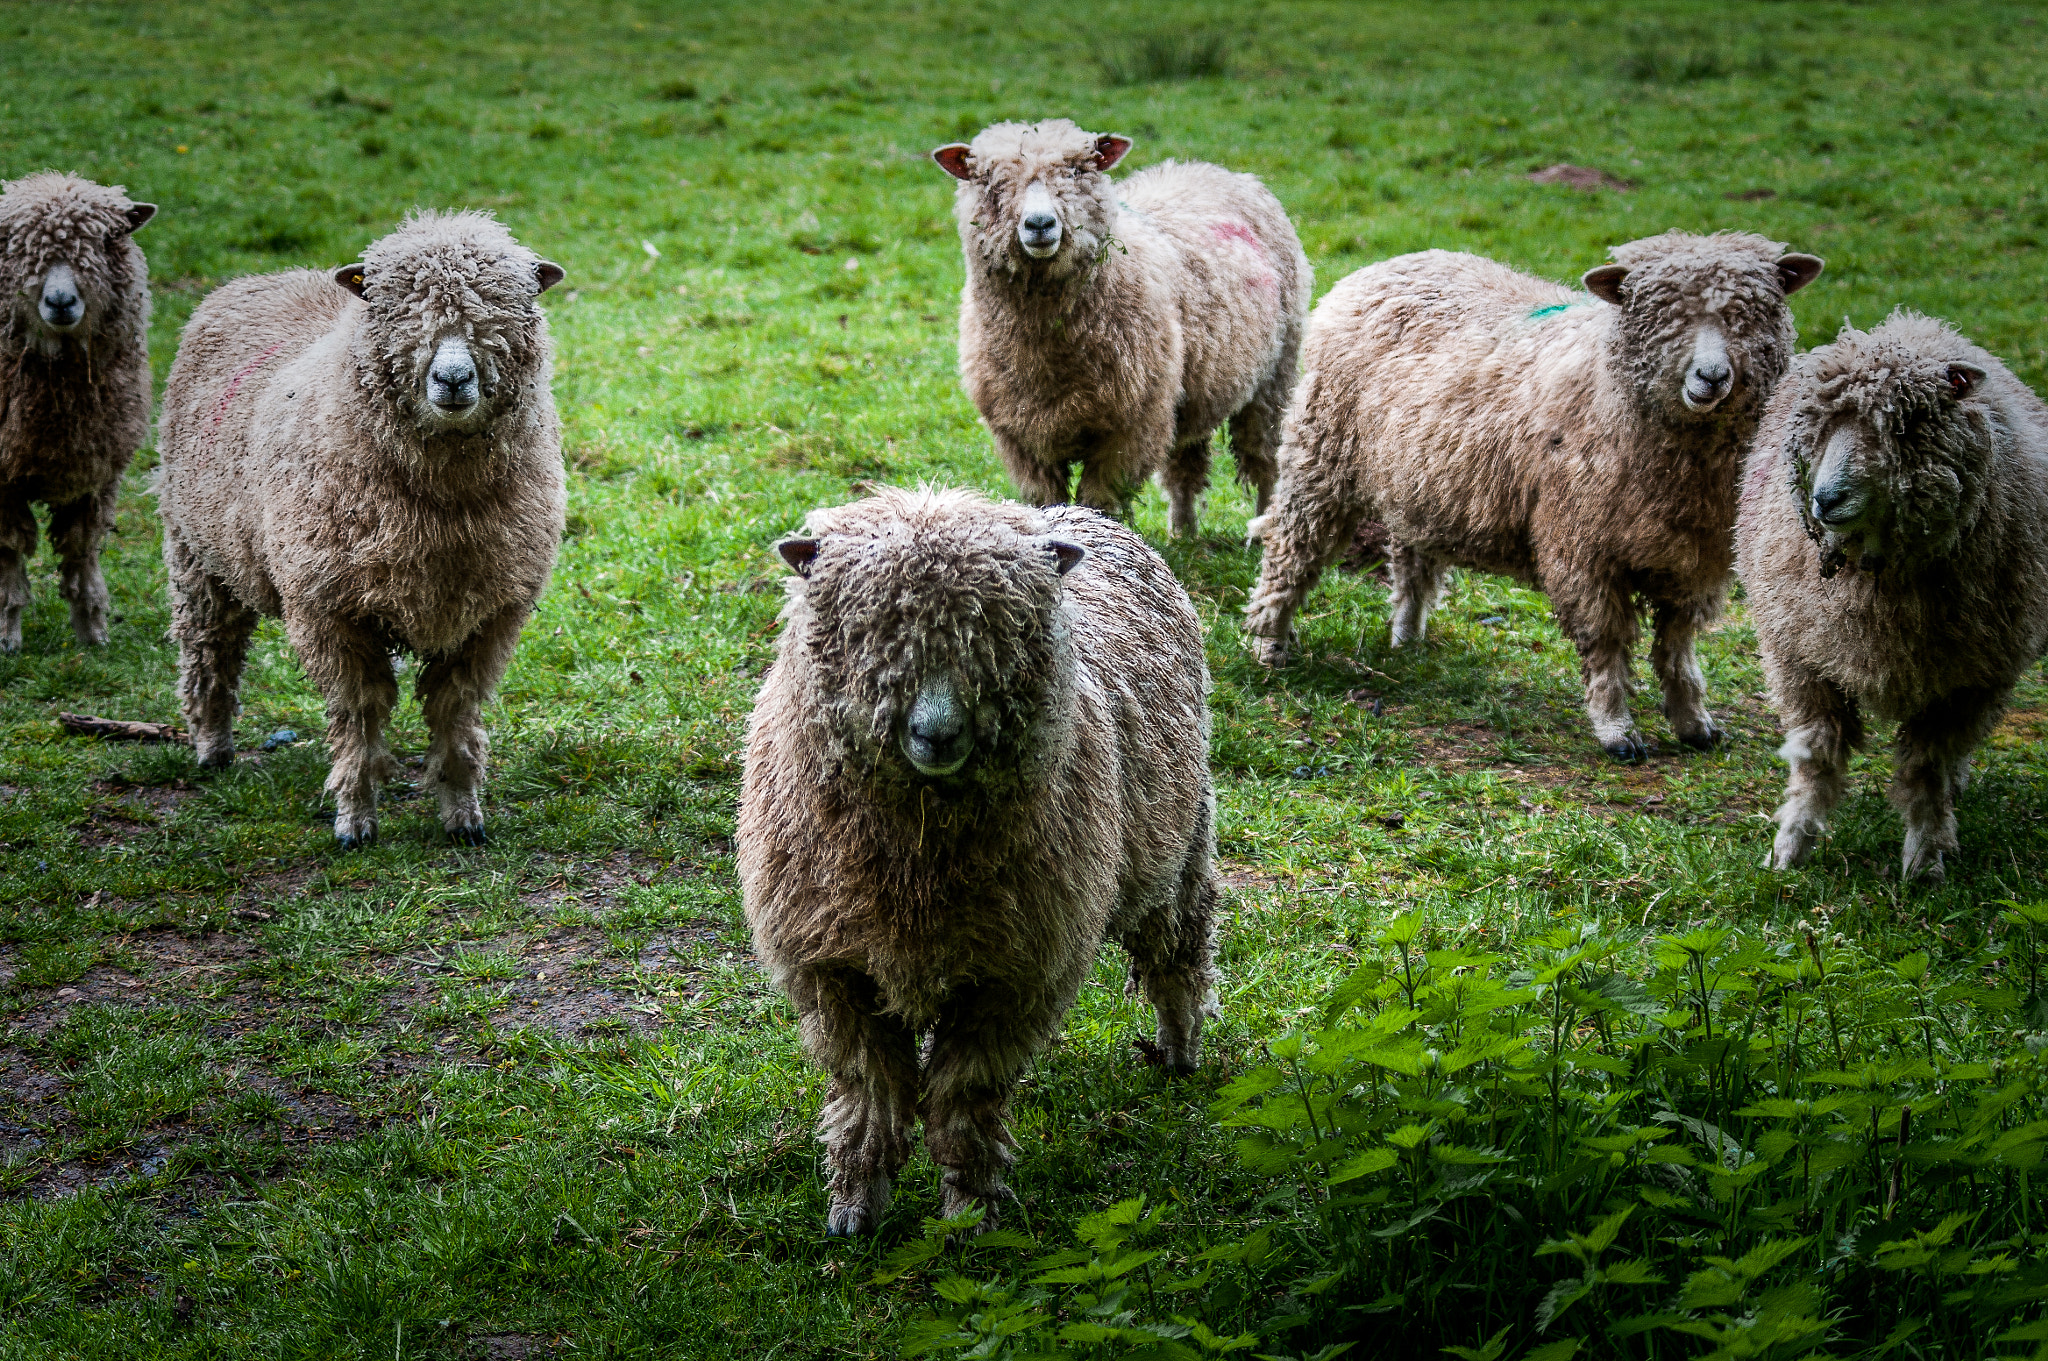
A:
[1248,634,1291,668]
[1677,728,1723,752]
[335,826,378,850]
[1603,733,1650,763]
[824,1204,873,1238]
[447,824,487,847]
[196,747,236,770]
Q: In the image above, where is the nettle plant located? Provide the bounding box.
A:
[888,904,2048,1360]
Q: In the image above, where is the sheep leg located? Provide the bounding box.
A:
[167,534,257,767]
[1241,478,1362,668]
[793,968,918,1236]
[1649,596,1722,750]
[46,489,116,647]
[923,987,1048,1230]
[0,495,34,653]
[1121,853,1220,1074]
[992,430,1069,506]
[1551,577,1647,762]
[1161,437,1211,540]
[416,604,525,846]
[1388,546,1449,648]
[1766,664,1861,870]
[1892,688,2003,883]
[287,610,402,848]
[1228,372,1287,517]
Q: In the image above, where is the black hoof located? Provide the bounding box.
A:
[1604,736,1650,763]
[1678,730,1723,752]
[448,825,487,847]
[198,752,235,770]
[336,829,377,850]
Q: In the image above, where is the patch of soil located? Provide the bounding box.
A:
[1528,162,1633,191]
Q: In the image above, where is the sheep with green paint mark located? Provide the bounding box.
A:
[1245,231,1822,762]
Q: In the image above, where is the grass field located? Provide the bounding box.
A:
[5,2,2048,1357]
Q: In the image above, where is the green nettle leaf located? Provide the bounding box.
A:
[1440,1324,1513,1361]
[1329,1147,1400,1184]
[1387,1122,1437,1151]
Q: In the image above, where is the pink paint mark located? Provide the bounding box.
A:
[1247,272,1276,292]
[1212,221,1265,253]
[205,339,288,456]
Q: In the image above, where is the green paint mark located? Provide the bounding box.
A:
[1528,302,1573,320]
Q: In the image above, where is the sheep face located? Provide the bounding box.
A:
[1784,318,1996,573]
[933,120,1133,280]
[1583,231,1821,425]
[0,173,153,356]
[776,491,1086,791]
[332,210,564,437]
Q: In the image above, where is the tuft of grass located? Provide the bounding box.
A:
[1099,29,1231,85]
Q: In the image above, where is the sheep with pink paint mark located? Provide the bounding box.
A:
[934,119,1310,536]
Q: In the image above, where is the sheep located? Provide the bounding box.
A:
[155,211,566,847]
[0,173,156,652]
[1243,231,1823,761]
[737,485,1219,1235]
[933,119,1310,538]
[1736,312,2048,882]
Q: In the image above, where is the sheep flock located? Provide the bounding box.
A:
[8,113,2046,1233]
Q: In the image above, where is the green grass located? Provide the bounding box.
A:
[3,1,2048,1356]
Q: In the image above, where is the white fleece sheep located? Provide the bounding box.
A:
[1244,231,1822,761]
[1737,311,2048,881]
[935,119,1310,537]
[156,211,566,847]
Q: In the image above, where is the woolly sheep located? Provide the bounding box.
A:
[1737,312,2048,881]
[1243,231,1823,761]
[934,119,1310,537]
[0,173,156,651]
[738,485,1220,1235]
[155,211,566,847]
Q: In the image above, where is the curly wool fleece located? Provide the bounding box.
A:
[0,172,155,651]
[1244,230,1817,762]
[156,210,565,849]
[1737,311,2048,881]
[738,486,1219,1235]
[943,119,1310,536]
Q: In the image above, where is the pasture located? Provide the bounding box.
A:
[4,1,2048,1356]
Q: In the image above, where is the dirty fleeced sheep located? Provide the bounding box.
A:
[1737,312,2048,881]
[934,120,1310,537]
[738,486,1219,1235]
[156,211,566,847]
[0,173,156,651]
[1243,231,1823,760]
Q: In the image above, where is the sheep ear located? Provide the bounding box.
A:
[121,203,157,233]
[332,264,368,298]
[932,144,974,180]
[777,537,821,577]
[1582,264,1629,305]
[1777,253,1824,295]
[535,260,566,293]
[1948,363,1988,398]
[1093,135,1133,171]
[1047,540,1086,576]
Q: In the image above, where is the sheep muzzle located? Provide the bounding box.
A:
[1681,325,1734,412]
[37,262,83,333]
[901,674,973,777]
[1017,181,1063,259]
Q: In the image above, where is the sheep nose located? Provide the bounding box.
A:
[432,356,476,389]
[1811,484,1850,524]
[1693,358,1731,388]
[39,287,80,327]
[427,337,479,410]
[903,677,972,776]
[1022,211,1058,235]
